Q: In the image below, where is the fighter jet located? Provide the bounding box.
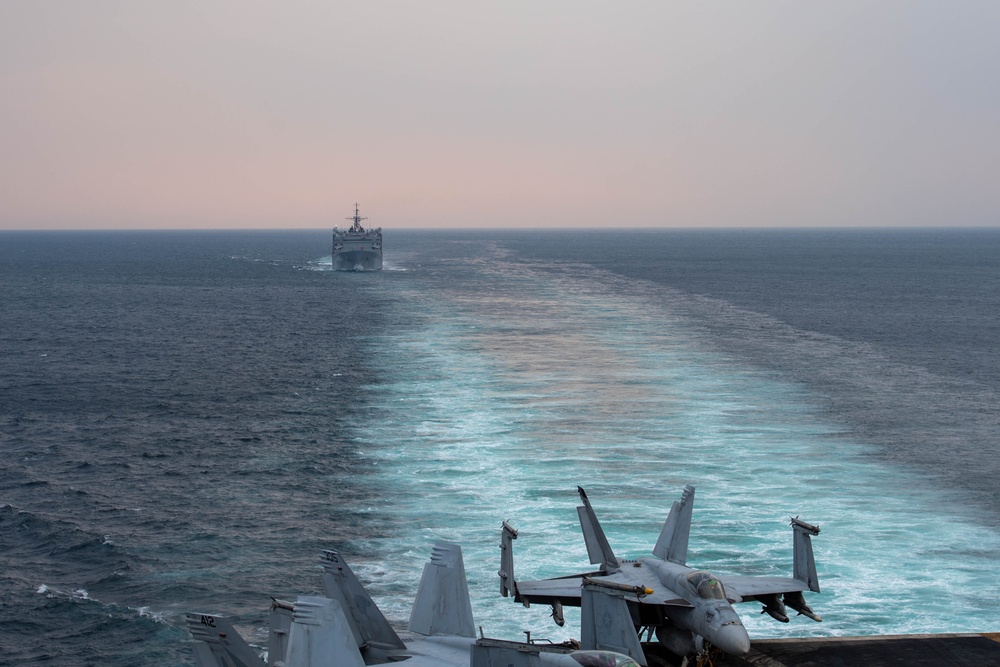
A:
[186,542,643,667]
[499,486,822,660]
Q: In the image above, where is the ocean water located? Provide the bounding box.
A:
[2,228,999,665]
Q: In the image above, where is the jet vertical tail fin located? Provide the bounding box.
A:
[791,517,821,593]
[577,487,620,570]
[652,485,695,565]
[320,550,407,652]
[283,596,365,667]
[499,520,518,598]
[185,612,265,667]
[580,581,647,666]
[408,542,476,637]
[266,599,293,667]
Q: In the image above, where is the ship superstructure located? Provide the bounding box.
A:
[332,204,382,270]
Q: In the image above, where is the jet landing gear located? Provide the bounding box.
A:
[681,647,723,667]
[643,625,727,667]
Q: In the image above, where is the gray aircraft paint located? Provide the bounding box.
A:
[502,485,822,659]
[409,542,476,638]
[187,542,642,667]
[332,204,383,271]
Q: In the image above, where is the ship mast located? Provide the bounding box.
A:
[346,203,368,232]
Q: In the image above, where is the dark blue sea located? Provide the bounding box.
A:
[2,228,999,665]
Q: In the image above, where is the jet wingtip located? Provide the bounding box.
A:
[790,516,821,535]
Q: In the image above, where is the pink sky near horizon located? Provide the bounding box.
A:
[2,2,999,231]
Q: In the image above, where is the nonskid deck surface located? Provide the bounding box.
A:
[666,633,1000,667]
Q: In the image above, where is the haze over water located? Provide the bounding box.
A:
[2,228,999,665]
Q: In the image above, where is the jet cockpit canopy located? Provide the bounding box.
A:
[686,571,726,600]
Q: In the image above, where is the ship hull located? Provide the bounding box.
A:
[333,204,382,270]
[333,249,383,271]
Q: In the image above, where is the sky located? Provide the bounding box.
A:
[2,2,999,230]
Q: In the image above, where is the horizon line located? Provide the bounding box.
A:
[4,224,1000,233]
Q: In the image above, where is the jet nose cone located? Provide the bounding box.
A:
[713,623,751,656]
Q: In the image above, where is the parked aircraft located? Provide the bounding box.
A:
[499,486,822,659]
[186,542,642,667]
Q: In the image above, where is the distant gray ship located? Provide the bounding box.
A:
[332,204,382,270]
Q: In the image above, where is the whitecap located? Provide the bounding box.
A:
[133,606,166,623]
